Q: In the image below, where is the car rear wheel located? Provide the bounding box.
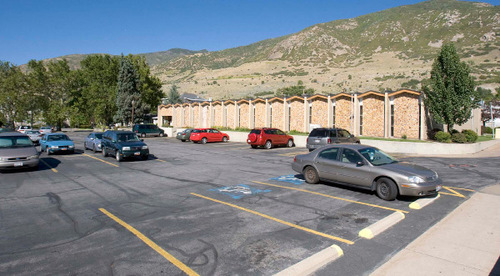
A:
[83,143,86,150]
[102,147,107,157]
[304,166,319,184]
[287,139,293,147]
[222,136,228,142]
[201,137,207,144]
[141,133,146,138]
[159,132,164,137]
[264,140,272,149]
[251,145,257,149]
[181,139,186,142]
[376,178,398,201]
[115,151,122,162]
[93,145,97,153]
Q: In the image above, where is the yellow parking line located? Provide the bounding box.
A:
[82,153,119,167]
[155,159,167,162]
[443,186,475,192]
[40,159,58,173]
[252,181,409,214]
[441,187,466,198]
[191,193,354,245]
[99,208,199,276]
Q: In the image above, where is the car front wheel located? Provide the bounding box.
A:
[115,151,122,162]
[303,166,319,184]
[287,139,293,147]
[376,178,398,201]
[102,147,107,157]
[141,133,146,138]
[159,132,164,137]
[201,137,207,144]
[222,136,228,142]
[264,140,272,149]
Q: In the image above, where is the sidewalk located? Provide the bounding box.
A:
[371,184,500,276]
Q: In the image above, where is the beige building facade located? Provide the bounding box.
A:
[158,89,481,140]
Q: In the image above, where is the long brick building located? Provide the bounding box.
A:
[157,89,481,140]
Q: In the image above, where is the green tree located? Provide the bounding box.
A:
[167,84,182,104]
[24,60,50,127]
[0,61,26,127]
[127,55,163,115]
[275,85,314,97]
[423,43,479,132]
[115,56,142,124]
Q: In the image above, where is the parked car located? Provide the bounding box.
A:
[101,130,149,162]
[40,133,75,155]
[17,126,32,134]
[247,128,294,149]
[0,127,15,133]
[39,126,53,135]
[306,128,360,152]
[292,144,441,201]
[84,132,103,153]
[25,130,43,145]
[132,124,165,138]
[190,128,229,144]
[176,128,194,142]
[0,132,39,171]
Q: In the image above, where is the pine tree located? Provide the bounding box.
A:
[115,56,142,125]
[423,43,479,132]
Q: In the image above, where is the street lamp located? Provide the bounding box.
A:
[131,100,135,127]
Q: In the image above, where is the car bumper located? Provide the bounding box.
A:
[122,149,149,158]
[48,147,74,153]
[399,179,442,197]
[0,159,39,169]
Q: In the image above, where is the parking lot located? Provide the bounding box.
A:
[1,131,499,275]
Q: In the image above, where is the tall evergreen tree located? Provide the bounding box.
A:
[115,55,142,125]
[167,84,182,104]
[423,43,479,132]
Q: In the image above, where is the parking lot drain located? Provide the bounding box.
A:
[99,208,199,276]
[409,194,440,210]
[191,193,354,245]
[210,184,271,199]
[358,212,405,239]
[274,244,343,276]
[270,175,305,185]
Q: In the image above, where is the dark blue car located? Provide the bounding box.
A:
[101,131,149,162]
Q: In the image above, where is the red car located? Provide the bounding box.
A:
[247,128,294,149]
[190,128,230,144]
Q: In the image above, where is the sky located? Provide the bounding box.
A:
[1,0,499,65]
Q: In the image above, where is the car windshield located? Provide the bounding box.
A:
[95,134,103,139]
[27,131,40,134]
[0,136,34,148]
[117,133,139,142]
[358,147,398,166]
[47,135,70,141]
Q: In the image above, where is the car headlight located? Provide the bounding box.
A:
[50,145,59,149]
[408,176,425,183]
[69,145,74,148]
[142,146,148,149]
[0,157,6,161]
[122,146,131,151]
[28,155,39,160]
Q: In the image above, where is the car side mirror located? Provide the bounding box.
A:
[356,161,364,166]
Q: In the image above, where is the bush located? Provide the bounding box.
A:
[482,126,493,134]
[435,131,451,143]
[450,129,459,134]
[402,134,407,140]
[461,129,478,143]
[452,132,467,143]
[427,128,442,140]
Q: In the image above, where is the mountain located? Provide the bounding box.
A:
[152,0,499,99]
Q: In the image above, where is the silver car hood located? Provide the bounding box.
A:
[382,162,436,178]
[0,147,38,158]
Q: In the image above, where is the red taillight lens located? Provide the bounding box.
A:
[328,138,331,143]
[294,157,297,162]
[306,138,309,143]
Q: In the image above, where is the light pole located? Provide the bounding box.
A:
[131,100,135,127]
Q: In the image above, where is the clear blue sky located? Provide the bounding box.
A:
[1,0,498,65]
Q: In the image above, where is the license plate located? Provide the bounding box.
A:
[134,152,140,156]
[61,148,67,150]
[315,139,320,143]
[14,162,23,167]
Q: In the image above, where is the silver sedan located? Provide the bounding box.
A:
[84,132,103,153]
[292,144,442,201]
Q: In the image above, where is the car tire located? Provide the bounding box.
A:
[83,143,86,150]
[141,155,148,160]
[287,139,293,148]
[181,140,186,142]
[264,140,272,149]
[222,136,228,142]
[159,132,164,137]
[141,133,146,138]
[201,137,207,144]
[93,145,97,153]
[376,178,398,201]
[303,166,319,184]
[102,147,107,157]
[115,151,122,162]
[251,145,257,149]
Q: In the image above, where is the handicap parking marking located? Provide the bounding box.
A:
[439,185,474,198]
[210,184,271,199]
[191,193,354,245]
[270,174,305,185]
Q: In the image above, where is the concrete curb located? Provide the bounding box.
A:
[359,212,405,239]
[274,244,344,276]
[409,194,440,210]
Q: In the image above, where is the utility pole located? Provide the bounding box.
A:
[131,100,135,127]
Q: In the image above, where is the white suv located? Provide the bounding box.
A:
[17,126,32,134]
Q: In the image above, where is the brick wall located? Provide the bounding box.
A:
[213,104,223,127]
[226,103,236,129]
[270,100,284,130]
[394,94,419,139]
[310,97,328,127]
[254,101,266,128]
[335,96,352,131]
[239,103,249,128]
[360,94,384,137]
[193,105,200,128]
[183,106,190,127]
[289,98,305,132]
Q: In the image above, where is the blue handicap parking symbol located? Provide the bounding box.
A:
[210,184,271,199]
[270,174,305,185]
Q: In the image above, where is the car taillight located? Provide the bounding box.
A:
[306,138,309,143]
[328,138,331,143]
[294,157,296,162]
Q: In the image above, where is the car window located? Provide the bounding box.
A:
[95,134,103,139]
[341,148,363,164]
[309,129,326,137]
[318,148,340,161]
[250,129,261,135]
[48,135,70,141]
[358,147,398,166]
[340,130,351,138]
[211,129,219,133]
[117,133,140,142]
[276,129,285,135]
[330,130,338,138]
[0,136,33,148]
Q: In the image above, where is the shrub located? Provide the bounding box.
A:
[428,128,442,140]
[402,134,407,140]
[451,132,467,143]
[482,126,493,134]
[450,129,459,134]
[461,129,478,143]
[435,131,451,143]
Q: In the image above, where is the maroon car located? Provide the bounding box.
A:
[247,128,294,149]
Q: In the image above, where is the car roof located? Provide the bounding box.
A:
[105,130,135,134]
[0,131,29,137]
[320,143,373,151]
